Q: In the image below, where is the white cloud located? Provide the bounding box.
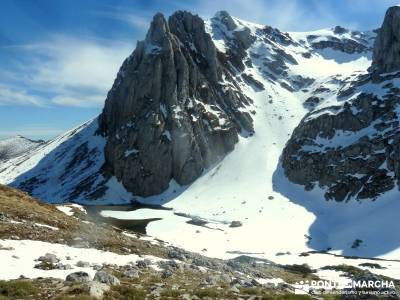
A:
[95,9,150,31]
[1,35,134,108]
[0,84,44,106]
[52,94,104,107]
[182,0,385,31]
[1,0,395,110]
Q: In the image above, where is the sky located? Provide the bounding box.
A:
[0,0,399,140]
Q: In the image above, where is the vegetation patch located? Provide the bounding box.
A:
[0,280,39,299]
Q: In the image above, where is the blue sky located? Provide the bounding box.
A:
[0,0,399,140]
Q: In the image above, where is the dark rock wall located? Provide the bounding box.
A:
[99,11,253,196]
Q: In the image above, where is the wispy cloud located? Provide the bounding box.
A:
[94,9,151,31]
[0,35,133,108]
[0,0,396,111]
[184,0,396,31]
[52,94,105,107]
[0,84,44,106]
[187,0,344,31]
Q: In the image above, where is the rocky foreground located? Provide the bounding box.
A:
[0,184,398,299]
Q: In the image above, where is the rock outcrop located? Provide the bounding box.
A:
[305,26,374,55]
[282,6,400,201]
[282,91,400,201]
[99,11,253,196]
[371,6,400,73]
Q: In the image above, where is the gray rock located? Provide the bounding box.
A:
[282,87,400,201]
[38,253,59,264]
[371,6,400,73]
[136,260,149,268]
[167,248,187,261]
[123,268,140,278]
[229,220,243,228]
[66,271,91,283]
[158,259,182,271]
[161,269,173,278]
[93,271,120,285]
[204,275,219,286]
[311,37,367,54]
[84,281,110,299]
[76,261,90,268]
[99,11,253,197]
[57,263,72,270]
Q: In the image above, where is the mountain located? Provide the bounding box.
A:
[282,6,400,201]
[0,136,44,161]
[0,10,374,204]
[99,11,254,197]
[3,6,400,260]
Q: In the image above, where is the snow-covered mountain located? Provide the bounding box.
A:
[0,135,44,161]
[2,6,400,263]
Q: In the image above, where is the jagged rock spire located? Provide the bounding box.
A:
[99,11,253,197]
[371,6,400,73]
[145,13,169,43]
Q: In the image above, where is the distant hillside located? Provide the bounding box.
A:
[0,136,44,161]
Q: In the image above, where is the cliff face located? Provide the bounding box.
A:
[371,6,400,73]
[99,11,254,196]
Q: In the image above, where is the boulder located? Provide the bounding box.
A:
[229,221,243,228]
[84,281,110,299]
[93,271,120,286]
[66,271,91,283]
[37,253,59,264]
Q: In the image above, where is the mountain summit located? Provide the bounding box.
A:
[99,11,254,197]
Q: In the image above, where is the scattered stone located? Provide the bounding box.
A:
[161,269,173,279]
[136,260,149,268]
[94,271,120,285]
[167,248,187,261]
[84,281,110,299]
[76,260,90,268]
[187,218,208,227]
[229,221,243,228]
[38,253,59,264]
[124,268,140,278]
[66,271,91,283]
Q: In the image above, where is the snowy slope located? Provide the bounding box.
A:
[2,11,400,279]
[0,136,44,161]
[0,120,107,203]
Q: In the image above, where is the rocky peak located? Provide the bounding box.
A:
[333,25,348,34]
[371,6,400,73]
[99,11,253,197]
[145,13,169,44]
[213,11,237,31]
